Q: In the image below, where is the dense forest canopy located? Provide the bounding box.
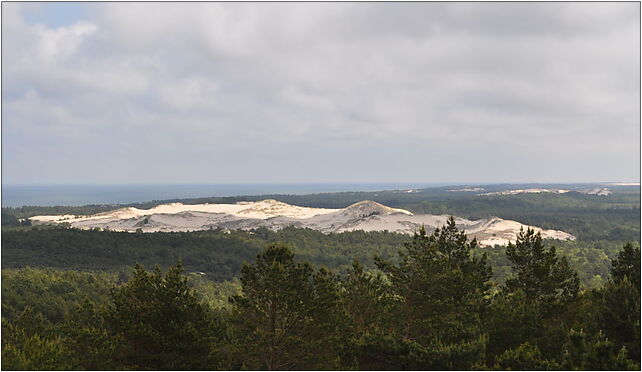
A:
[1,225,635,289]
[2,221,639,370]
[1,184,640,370]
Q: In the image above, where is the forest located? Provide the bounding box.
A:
[2,219,639,370]
[0,224,634,288]
[1,186,640,370]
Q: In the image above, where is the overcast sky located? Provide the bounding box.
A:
[2,2,640,185]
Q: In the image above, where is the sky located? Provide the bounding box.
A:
[2,2,640,185]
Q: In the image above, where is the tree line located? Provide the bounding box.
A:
[4,185,639,242]
[2,224,634,288]
[2,218,639,370]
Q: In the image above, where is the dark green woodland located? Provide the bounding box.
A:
[1,185,640,370]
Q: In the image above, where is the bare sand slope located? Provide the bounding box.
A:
[30,200,574,246]
[30,199,338,223]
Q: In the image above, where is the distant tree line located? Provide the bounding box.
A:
[3,186,639,242]
[2,224,635,288]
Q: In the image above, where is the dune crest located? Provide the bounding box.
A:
[30,200,574,246]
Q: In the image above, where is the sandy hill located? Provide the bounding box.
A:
[30,200,574,246]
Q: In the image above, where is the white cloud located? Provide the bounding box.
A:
[34,21,97,62]
[1,2,639,184]
[158,76,220,111]
[278,85,335,111]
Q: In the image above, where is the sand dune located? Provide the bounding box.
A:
[607,182,640,186]
[480,188,571,196]
[30,199,575,246]
[31,199,338,223]
[480,187,613,196]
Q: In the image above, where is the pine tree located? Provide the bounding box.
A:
[105,263,217,370]
[342,260,395,339]
[341,260,398,369]
[561,329,639,370]
[595,243,641,363]
[493,342,559,370]
[61,300,118,370]
[1,308,72,370]
[505,228,580,307]
[375,217,493,369]
[503,228,581,360]
[486,290,543,364]
[230,244,344,370]
[610,243,641,288]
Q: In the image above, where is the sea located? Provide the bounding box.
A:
[1,183,447,207]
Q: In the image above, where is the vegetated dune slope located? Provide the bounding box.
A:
[30,199,574,246]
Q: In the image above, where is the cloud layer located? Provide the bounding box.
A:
[2,2,639,184]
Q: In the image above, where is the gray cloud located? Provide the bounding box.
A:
[2,2,639,184]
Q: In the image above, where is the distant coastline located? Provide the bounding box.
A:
[1,183,445,207]
[2,182,638,208]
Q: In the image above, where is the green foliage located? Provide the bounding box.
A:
[59,300,118,370]
[611,243,641,287]
[229,244,345,370]
[105,263,218,370]
[493,342,559,370]
[4,183,639,243]
[375,217,492,369]
[1,268,117,323]
[596,262,641,361]
[2,211,20,226]
[1,334,71,371]
[561,329,639,370]
[349,331,489,371]
[188,275,241,309]
[485,290,543,364]
[412,334,489,370]
[1,308,72,371]
[404,190,640,242]
[1,227,266,281]
[1,226,405,281]
[4,218,635,296]
[2,222,637,290]
[505,228,580,306]
[499,229,583,360]
[1,214,640,370]
[342,261,395,338]
[350,331,419,370]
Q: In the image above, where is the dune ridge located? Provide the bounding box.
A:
[30,199,575,246]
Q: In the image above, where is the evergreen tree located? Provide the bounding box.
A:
[1,334,71,371]
[342,261,395,339]
[105,263,217,370]
[230,244,344,370]
[610,243,641,288]
[594,243,641,362]
[505,228,580,308]
[503,228,581,360]
[341,260,398,369]
[375,217,493,369]
[60,300,118,370]
[561,329,639,370]
[493,342,559,371]
[485,290,543,364]
[1,308,72,370]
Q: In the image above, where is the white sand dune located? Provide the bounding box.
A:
[30,199,575,246]
[607,182,640,186]
[30,199,338,224]
[480,188,571,196]
[480,187,616,196]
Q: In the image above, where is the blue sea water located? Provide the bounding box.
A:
[1,183,445,207]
